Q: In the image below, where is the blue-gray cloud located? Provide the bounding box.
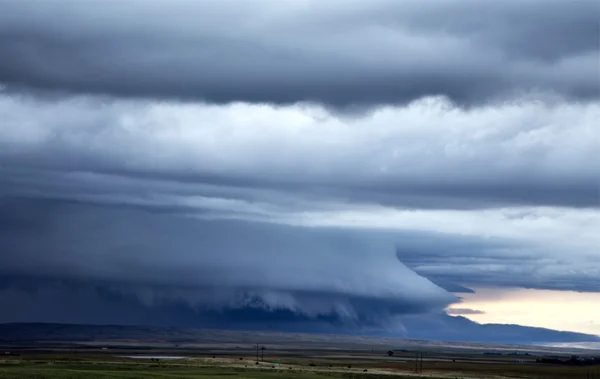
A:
[446,308,485,316]
[0,94,598,319]
[0,198,456,324]
[0,0,598,339]
[0,0,598,106]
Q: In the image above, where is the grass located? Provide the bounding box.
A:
[1,351,598,379]
[0,362,439,379]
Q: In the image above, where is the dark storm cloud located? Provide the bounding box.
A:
[0,197,457,324]
[0,277,447,334]
[0,89,598,295]
[0,168,598,331]
[0,0,598,106]
[0,0,598,337]
[2,280,598,343]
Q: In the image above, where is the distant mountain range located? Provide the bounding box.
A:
[394,314,600,344]
[0,319,598,347]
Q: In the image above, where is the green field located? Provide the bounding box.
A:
[2,353,599,379]
[2,323,600,378]
[1,344,599,379]
[0,363,435,379]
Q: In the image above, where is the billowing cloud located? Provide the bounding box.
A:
[0,0,598,106]
[0,0,598,339]
[0,198,455,321]
[1,93,598,209]
[0,93,598,314]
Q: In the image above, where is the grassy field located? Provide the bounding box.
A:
[2,356,599,379]
[1,342,599,379]
[0,362,443,379]
[3,324,600,378]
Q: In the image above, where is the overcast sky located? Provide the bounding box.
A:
[0,0,599,339]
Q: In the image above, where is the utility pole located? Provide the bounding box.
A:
[414,352,423,374]
[414,352,418,373]
[256,343,259,362]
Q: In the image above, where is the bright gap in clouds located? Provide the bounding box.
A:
[453,288,600,336]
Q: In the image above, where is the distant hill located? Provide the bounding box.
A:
[0,321,598,349]
[395,314,600,344]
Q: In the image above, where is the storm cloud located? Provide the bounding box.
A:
[1,94,598,209]
[0,0,598,339]
[0,0,598,106]
[0,93,598,332]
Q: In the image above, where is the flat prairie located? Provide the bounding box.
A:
[1,324,599,378]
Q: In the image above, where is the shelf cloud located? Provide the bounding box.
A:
[0,0,598,338]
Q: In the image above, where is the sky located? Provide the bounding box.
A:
[449,288,600,336]
[0,0,599,342]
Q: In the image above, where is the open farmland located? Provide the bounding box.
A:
[1,324,599,378]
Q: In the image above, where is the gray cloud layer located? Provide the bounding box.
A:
[0,0,598,106]
[1,93,598,305]
[0,0,598,337]
[445,308,485,316]
[0,198,455,325]
[1,94,598,209]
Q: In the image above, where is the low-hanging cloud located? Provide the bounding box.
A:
[446,308,485,316]
[0,198,456,327]
[0,0,598,106]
